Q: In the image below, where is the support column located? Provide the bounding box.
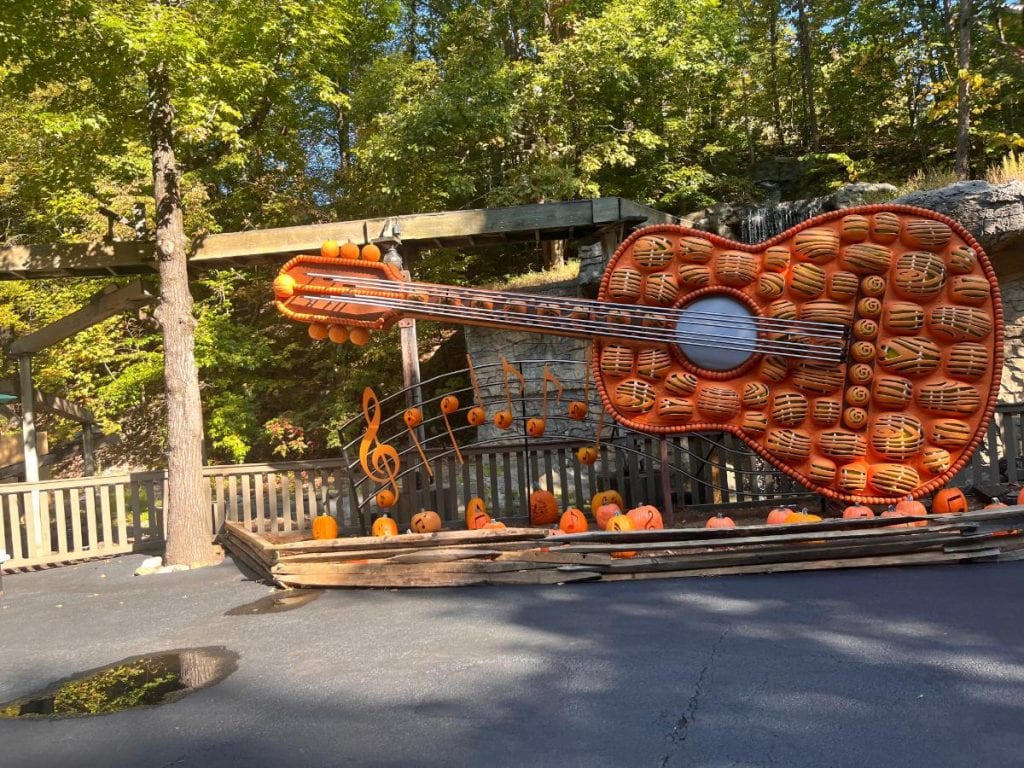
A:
[83,425,96,476]
[19,354,43,550]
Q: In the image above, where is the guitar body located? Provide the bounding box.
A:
[273,204,1003,504]
[593,205,1003,503]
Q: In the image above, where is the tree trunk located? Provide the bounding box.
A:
[796,0,819,150]
[955,0,972,180]
[147,61,216,567]
[767,0,785,146]
[541,239,565,270]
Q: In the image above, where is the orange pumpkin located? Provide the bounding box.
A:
[576,446,598,465]
[311,514,338,540]
[559,507,589,534]
[783,509,823,524]
[328,325,349,344]
[483,519,507,530]
[361,243,382,262]
[320,240,340,259]
[466,406,486,426]
[607,513,636,558]
[465,497,491,530]
[627,504,664,530]
[591,490,624,513]
[895,496,928,527]
[705,513,736,529]
[595,502,622,530]
[348,327,370,346]
[308,322,329,341]
[411,510,442,533]
[494,410,514,429]
[440,395,459,414]
[1018,487,1024,506]
[932,487,968,515]
[766,506,791,525]
[340,241,361,259]
[842,505,875,519]
[567,401,588,420]
[372,514,399,537]
[376,488,397,508]
[529,489,559,525]
[880,505,912,528]
[272,273,296,299]
[984,500,1009,510]
[526,418,546,437]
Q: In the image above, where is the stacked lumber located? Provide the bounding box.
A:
[218,506,1024,589]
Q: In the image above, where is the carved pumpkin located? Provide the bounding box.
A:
[783,509,823,524]
[340,241,361,259]
[576,446,598,465]
[567,401,588,420]
[494,410,514,429]
[372,514,399,537]
[440,395,459,415]
[627,504,664,530]
[403,408,423,428]
[842,505,875,519]
[529,489,559,525]
[607,513,636,558]
[595,502,623,530]
[376,488,397,508]
[411,510,442,533]
[466,406,486,426]
[483,519,507,530]
[705,513,736,529]
[766,506,791,525]
[526,418,546,437]
[465,497,491,530]
[591,490,624,514]
[311,514,338,540]
[932,487,969,515]
[559,507,589,533]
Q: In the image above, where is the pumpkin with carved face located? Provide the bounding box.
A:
[411,510,442,533]
[529,489,559,525]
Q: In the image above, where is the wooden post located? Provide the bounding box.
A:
[659,438,674,528]
[19,354,43,550]
[83,425,96,476]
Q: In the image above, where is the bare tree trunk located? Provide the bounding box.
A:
[796,0,819,150]
[955,0,972,180]
[147,61,216,567]
[541,239,565,270]
[767,0,785,146]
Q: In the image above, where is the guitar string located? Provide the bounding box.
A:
[297,292,845,362]
[304,271,848,335]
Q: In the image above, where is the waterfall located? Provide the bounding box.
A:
[738,196,829,244]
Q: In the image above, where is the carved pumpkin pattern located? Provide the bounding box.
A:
[931,487,968,514]
[411,510,442,533]
[529,489,559,525]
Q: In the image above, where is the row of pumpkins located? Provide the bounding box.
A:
[309,485,1017,541]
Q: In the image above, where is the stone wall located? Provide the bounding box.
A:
[999,275,1024,404]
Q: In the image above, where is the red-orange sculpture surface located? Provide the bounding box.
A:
[273,205,1004,504]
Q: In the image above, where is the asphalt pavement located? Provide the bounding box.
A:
[1,553,1023,767]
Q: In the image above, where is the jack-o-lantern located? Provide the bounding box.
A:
[311,514,338,540]
[577,446,598,465]
[559,507,589,534]
[567,401,588,420]
[376,488,397,508]
[403,408,423,428]
[932,487,968,515]
[705,513,736,529]
[467,406,486,426]
[591,490,624,514]
[440,395,459,415]
[529,489,559,525]
[526,418,546,437]
[842,505,875,519]
[465,497,491,530]
[627,504,664,530]
[494,410,514,429]
[411,510,442,533]
[372,514,399,537]
[766,506,791,525]
[607,513,636,558]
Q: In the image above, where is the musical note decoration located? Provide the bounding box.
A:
[526,366,564,437]
[466,354,487,427]
[440,394,465,464]
[577,408,603,465]
[495,355,525,430]
[567,345,592,421]
[403,407,433,478]
[358,387,401,509]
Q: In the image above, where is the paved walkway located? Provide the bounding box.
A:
[1,554,1023,767]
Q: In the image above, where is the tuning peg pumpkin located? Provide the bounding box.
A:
[440,395,460,415]
[466,406,486,426]
[567,401,588,420]
[404,408,423,428]
[340,241,360,259]
[320,240,340,258]
[576,446,598,465]
[308,322,329,341]
[526,418,546,437]
[348,327,370,346]
[494,410,513,429]
[361,243,382,262]
[328,326,349,344]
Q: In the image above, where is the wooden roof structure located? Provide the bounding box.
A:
[0,197,675,280]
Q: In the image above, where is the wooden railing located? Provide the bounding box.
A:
[3,403,1024,571]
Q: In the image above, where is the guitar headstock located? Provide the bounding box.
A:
[273,254,408,336]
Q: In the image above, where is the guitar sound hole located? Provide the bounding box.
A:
[676,295,758,372]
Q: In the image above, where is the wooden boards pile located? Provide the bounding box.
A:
[218,506,1024,589]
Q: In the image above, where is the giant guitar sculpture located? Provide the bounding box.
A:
[273,205,1004,504]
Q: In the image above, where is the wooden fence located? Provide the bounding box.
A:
[3,403,1023,571]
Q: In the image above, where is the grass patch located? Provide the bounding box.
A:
[897,166,960,195]
[486,260,580,290]
[986,151,1024,184]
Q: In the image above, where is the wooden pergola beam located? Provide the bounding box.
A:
[0,379,95,424]
[0,198,674,279]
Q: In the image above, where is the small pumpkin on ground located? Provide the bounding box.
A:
[895,496,928,527]
[529,489,560,525]
[594,502,622,530]
[705,513,736,529]
[559,507,589,534]
[372,514,399,537]
[627,504,664,530]
[311,514,339,540]
[411,510,442,533]
[842,505,875,519]
[607,512,636,558]
[766,506,791,525]
[931,487,969,515]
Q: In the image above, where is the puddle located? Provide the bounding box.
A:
[224,589,323,615]
[0,647,237,719]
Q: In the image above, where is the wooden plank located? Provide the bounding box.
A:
[254,473,267,534]
[71,486,85,552]
[85,488,98,552]
[114,485,128,547]
[5,495,22,560]
[266,525,549,555]
[276,567,600,589]
[0,492,8,559]
[99,486,113,551]
[39,490,53,557]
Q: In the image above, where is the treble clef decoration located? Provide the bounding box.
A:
[359,387,401,509]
